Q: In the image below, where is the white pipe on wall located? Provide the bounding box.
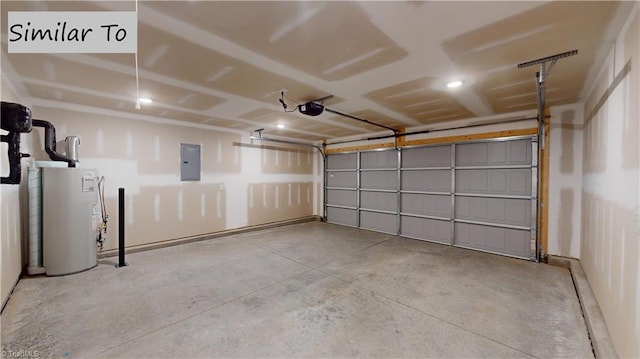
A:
[65,136,81,162]
[27,166,45,275]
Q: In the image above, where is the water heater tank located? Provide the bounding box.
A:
[42,167,99,275]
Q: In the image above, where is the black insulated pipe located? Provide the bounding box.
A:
[1,102,33,185]
[1,102,32,133]
[117,187,128,268]
[1,132,30,184]
[32,119,77,167]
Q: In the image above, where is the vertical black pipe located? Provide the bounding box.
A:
[117,187,128,267]
[1,132,24,184]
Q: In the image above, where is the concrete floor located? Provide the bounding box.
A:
[1,222,593,358]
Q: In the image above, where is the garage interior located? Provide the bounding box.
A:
[1,1,638,358]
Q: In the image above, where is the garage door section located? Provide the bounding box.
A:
[453,139,535,259]
[326,153,358,227]
[359,150,398,235]
[400,145,452,244]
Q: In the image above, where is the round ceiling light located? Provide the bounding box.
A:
[138,98,153,104]
[446,81,463,88]
[276,124,285,129]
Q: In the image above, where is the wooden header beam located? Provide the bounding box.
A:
[325,127,538,154]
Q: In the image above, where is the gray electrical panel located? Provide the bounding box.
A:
[181,143,201,181]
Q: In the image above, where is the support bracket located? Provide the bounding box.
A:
[517,49,578,149]
[517,49,577,263]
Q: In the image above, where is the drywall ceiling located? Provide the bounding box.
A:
[0,1,623,143]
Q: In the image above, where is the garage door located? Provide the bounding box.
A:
[325,136,537,260]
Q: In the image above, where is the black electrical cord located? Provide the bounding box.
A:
[279,92,298,113]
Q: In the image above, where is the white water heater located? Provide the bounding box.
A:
[42,167,100,276]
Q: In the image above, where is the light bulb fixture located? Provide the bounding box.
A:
[276,124,285,129]
[138,98,153,104]
[446,80,463,88]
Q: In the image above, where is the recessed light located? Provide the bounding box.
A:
[446,81,463,88]
[276,124,285,129]
[138,98,153,104]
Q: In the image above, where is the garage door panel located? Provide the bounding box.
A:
[327,171,357,188]
[506,139,532,164]
[327,153,357,170]
[502,170,529,193]
[456,169,531,196]
[401,216,450,243]
[401,170,451,192]
[327,207,357,227]
[361,171,397,190]
[327,189,357,208]
[456,142,490,165]
[489,142,507,164]
[455,170,487,193]
[402,145,451,167]
[454,222,529,258]
[361,191,397,212]
[455,197,531,227]
[456,139,531,166]
[360,211,396,234]
[361,150,397,169]
[503,229,531,256]
[401,193,451,218]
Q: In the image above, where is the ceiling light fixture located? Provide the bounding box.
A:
[446,81,463,88]
[135,97,152,110]
[276,124,285,129]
